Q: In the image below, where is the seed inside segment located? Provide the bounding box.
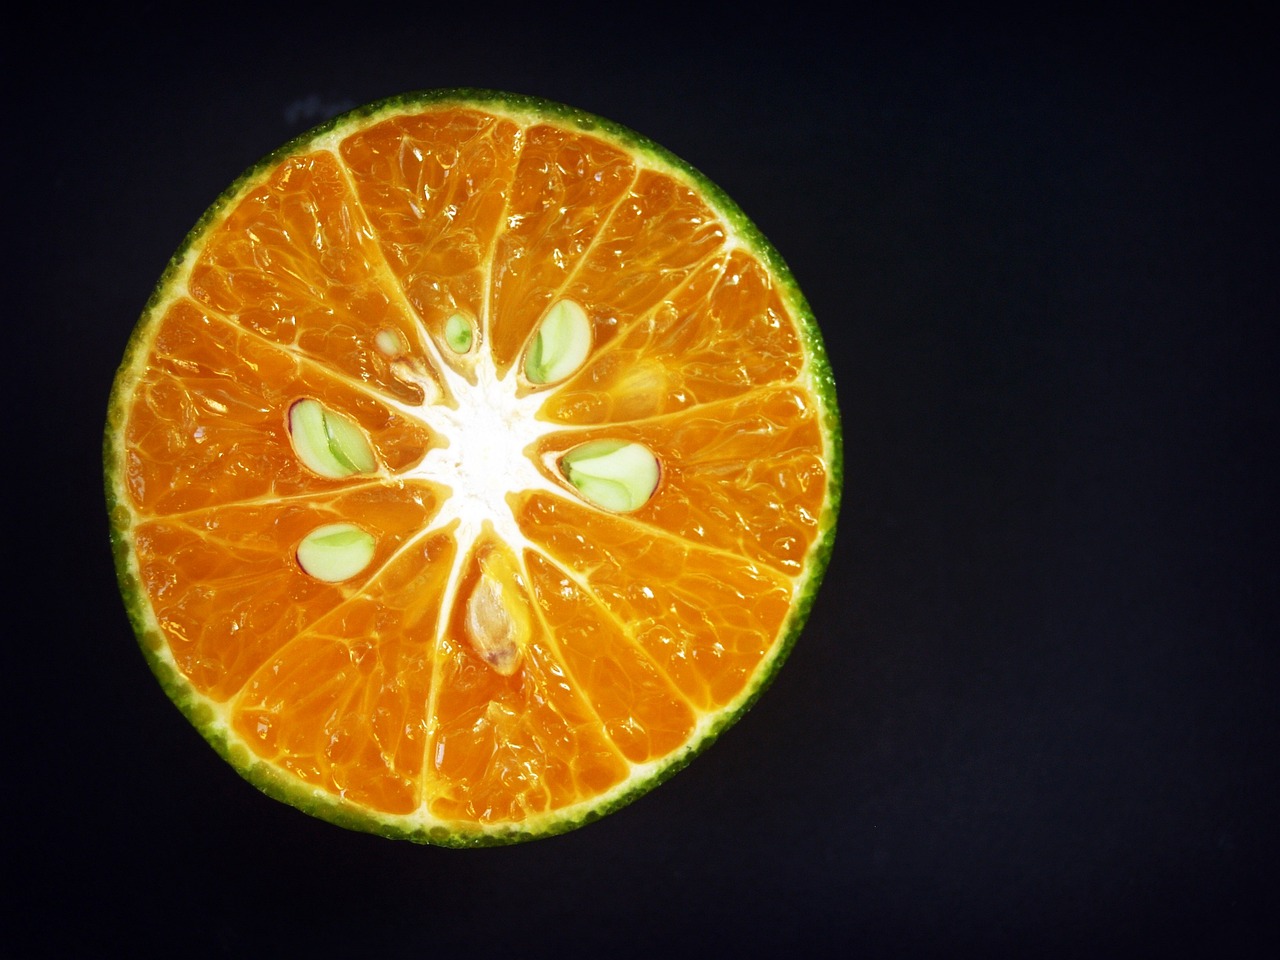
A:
[464,549,532,676]
[375,328,406,357]
[444,312,474,354]
[561,440,661,512]
[288,399,377,479]
[524,299,591,384]
[296,523,376,582]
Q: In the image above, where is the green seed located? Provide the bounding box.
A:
[525,299,591,384]
[296,523,376,582]
[288,399,377,478]
[562,440,661,512]
[444,313,474,354]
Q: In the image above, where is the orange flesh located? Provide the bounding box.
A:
[119,106,828,826]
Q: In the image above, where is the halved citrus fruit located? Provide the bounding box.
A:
[105,90,841,845]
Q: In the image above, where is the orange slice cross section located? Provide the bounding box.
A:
[105,91,840,845]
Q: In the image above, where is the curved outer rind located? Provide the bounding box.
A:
[104,88,843,846]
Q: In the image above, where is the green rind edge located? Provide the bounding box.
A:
[104,88,843,848]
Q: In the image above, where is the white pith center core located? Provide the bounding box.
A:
[391,347,562,560]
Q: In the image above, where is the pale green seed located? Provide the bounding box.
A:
[444,313,474,354]
[296,523,376,582]
[374,328,405,357]
[525,299,591,384]
[288,399,377,478]
[562,440,661,512]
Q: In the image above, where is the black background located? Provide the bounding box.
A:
[10,7,1277,957]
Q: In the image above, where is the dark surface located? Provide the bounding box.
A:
[10,9,1277,957]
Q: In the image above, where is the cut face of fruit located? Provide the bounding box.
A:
[104,90,841,846]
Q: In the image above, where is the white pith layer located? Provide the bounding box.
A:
[387,342,561,564]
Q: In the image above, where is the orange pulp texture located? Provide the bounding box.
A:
[117,105,830,829]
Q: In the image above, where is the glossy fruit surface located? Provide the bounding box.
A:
[105,90,841,845]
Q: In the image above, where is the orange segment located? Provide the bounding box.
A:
[515,494,795,710]
[543,249,803,423]
[132,485,443,698]
[561,167,729,335]
[427,628,631,825]
[189,151,432,406]
[233,632,427,815]
[339,110,521,361]
[124,300,436,515]
[486,123,638,372]
[523,551,697,764]
[105,91,840,846]
[534,386,827,575]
